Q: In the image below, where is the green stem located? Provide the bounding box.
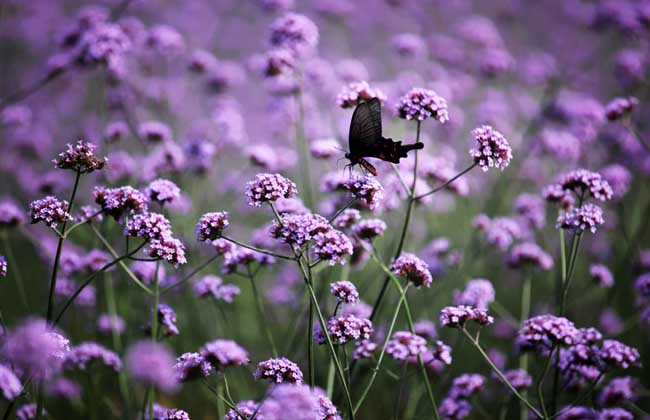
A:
[161,254,219,294]
[414,162,478,200]
[536,346,557,420]
[294,71,314,209]
[146,262,160,419]
[308,275,315,387]
[520,273,532,420]
[559,233,583,316]
[216,377,224,420]
[328,197,358,224]
[223,236,295,260]
[461,327,544,419]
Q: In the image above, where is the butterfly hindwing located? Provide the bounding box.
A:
[349,98,382,155]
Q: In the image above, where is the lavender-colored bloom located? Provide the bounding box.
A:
[605,96,639,120]
[413,320,437,340]
[125,212,172,241]
[310,138,341,159]
[163,408,191,420]
[315,314,373,345]
[55,278,96,307]
[195,212,229,242]
[0,199,25,227]
[556,203,605,234]
[146,179,180,205]
[473,215,522,251]
[29,196,72,228]
[439,306,494,328]
[97,313,126,336]
[63,342,121,372]
[222,246,274,274]
[200,339,250,369]
[224,400,259,420]
[313,229,353,265]
[53,140,106,173]
[517,315,581,352]
[391,253,433,288]
[125,341,178,393]
[469,125,512,171]
[76,205,103,223]
[422,340,453,367]
[599,339,640,369]
[138,121,172,143]
[498,369,532,391]
[47,378,81,401]
[254,357,303,384]
[590,264,614,288]
[105,121,128,143]
[0,364,22,400]
[256,384,319,419]
[94,186,148,220]
[542,183,575,209]
[269,13,319,57]
[147,235,187,267]
[194,275,240,303]
[1,319,70,380]
[131,261,168,286]
[478,47,514,77]
[600,164,632,199]
[174,352,212,382]
[558,169,613,202]
[332,209,361,229]
[636,273,650,297]
[514,193,546,229]
[439,397,471,419]
[336,81,387,108]
[0,256,6,278]
[272,213,330,247]
[353,340,377,360]
[508,242,554,270]
[599,309,624,335]
[396,87,449,123]
[449,373,486,399]
[598,408,633,420]
[352,219,387,239]
[598,376,637,406]
[258,48,295,77]
[453,279,495,310]
[330,281,359,304]
[16,404,44,420]
[386,331,427,361]
[245,173,298,207]
[343,175,383,210]
[390,33,426,59]
[556,406,597,420]
[155,304,179,337]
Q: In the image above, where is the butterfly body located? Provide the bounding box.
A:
[346,98,423,175]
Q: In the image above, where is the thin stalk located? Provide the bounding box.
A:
[326,359,335,399]
[461,327,544,419]
[216,377,224,420]
[294,70,314,209]
[559,233,583,315]
[246,267,278,357]
[223,236,295,260]
[536,346,557,420]
[549,373,604,420]
[520,273,532,420]
[146,262,160,419]
[1,231,29,309]
[161,254,219,294]
[328,197,358,224]
[415,162,478,200]
[0,70,64,109]
[308,274,315,387]
[393,362,408,420]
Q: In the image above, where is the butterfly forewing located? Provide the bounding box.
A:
[349,98,382,155]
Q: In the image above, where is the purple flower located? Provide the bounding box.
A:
[125,341,178,393]
[76,205,103,223]
[336,81,387,108]
[224,400,259,420]
[439,397,471,419]
[542,184,575,209]
[343,175,384,210]
[453,279,495,310]
[353,340,377,360]
[0,364,22,400]
[63,342,121,372]
[47,378,81,401]
[600,164,632,200]
[508,242,554,270]
[54,278,96,307]
[174,352,212,382]
[194,275,240,303]
[556,406,597,420]
[146,179,181,205]
[440,306,494,328]
[271,213,331,247]
[598,408,633,420]
[256,384,319,419]
[157,304,179,337]
[517,315,581,352]
[590,264,614,288]
[556,203,605,234]
[245,173,298,207]
[76,22,130,67]
[97,313,126,336]
[200,339,250,369]
[330,281,359,304]
[16,403,44,420]
[558,169,613,202]
[124,212,172,241]
[29,196,72,228]
[315,314,373,345]
[598,376,638,406]
[598,339,640,369]
[390,33,427,59]
[634,273,650,297]
[53,140,106,173]
[473,214,522,250]
[469,125,512,171]
[423,340,453,367]
[254,357,303,384]
[498,369,532,391]
[605,96,638,120]
[352,219,387,239]
[131,261,168,286]
[313,229,353,265]
[258,48,295,77]
[413,320,437,340]
[386,331,427,361]
[147,235,187,267]
[105,121,128,143]
[0,199,25,227]
[449,373,486,399]
[391,253,433,288]
[396,87,449,123]
[195,212,229,242]
[138,121,172,143]
[310,138,341,159]
[269,13,319,57]
[1,318,70,380]
[0,256,6,278]
[94,186,148,220]
[514,193,546,230]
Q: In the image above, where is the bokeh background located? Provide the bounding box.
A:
[1,0,649,419]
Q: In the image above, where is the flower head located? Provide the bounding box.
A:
[343,175,384,210]
[313,229,353,265]
[147,235,187,267]
[449,373,486,399]
[0,199,25,227]
[245,173,298,207]
[453,279,495,310]
[94,186,148,220]
[125,341,178,393]
[224,400,259,420]
[386,331,427,361]
[254,357,303,384]
[558,169,613,202]
[63,342,121,372]
[146,179,180,205]
[517,315,581,352]
[391,253,433,288]
[54,140,106,173]
[353,340,377,360]
[315,314,373,345]
[0,256,6,278]
[330,281,359,304]
[605,96,638,120]
[97,314,126,336]
[200,339,249,369]
[195,212,229,242]
[124,212,172,241]
[174,352,212,382]
[507,242,554,270]
[469,125,512,171]
[598,339,640,369]
[29,196,72,228]
[271,213,330,248]
[269,13,319,57]
[138,121,172,143]
[396,87,449,123]
[0,364,22,400]
[590,264,614,288]
[352,219,387,240]
[440,306,494,328]
[556,203,604,234]
[336,81,386,108]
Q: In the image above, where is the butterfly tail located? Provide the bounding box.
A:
[396,141,424,158]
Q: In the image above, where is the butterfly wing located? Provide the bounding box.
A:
[349,98,382,156]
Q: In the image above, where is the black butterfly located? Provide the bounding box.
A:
[345,98,423,176]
